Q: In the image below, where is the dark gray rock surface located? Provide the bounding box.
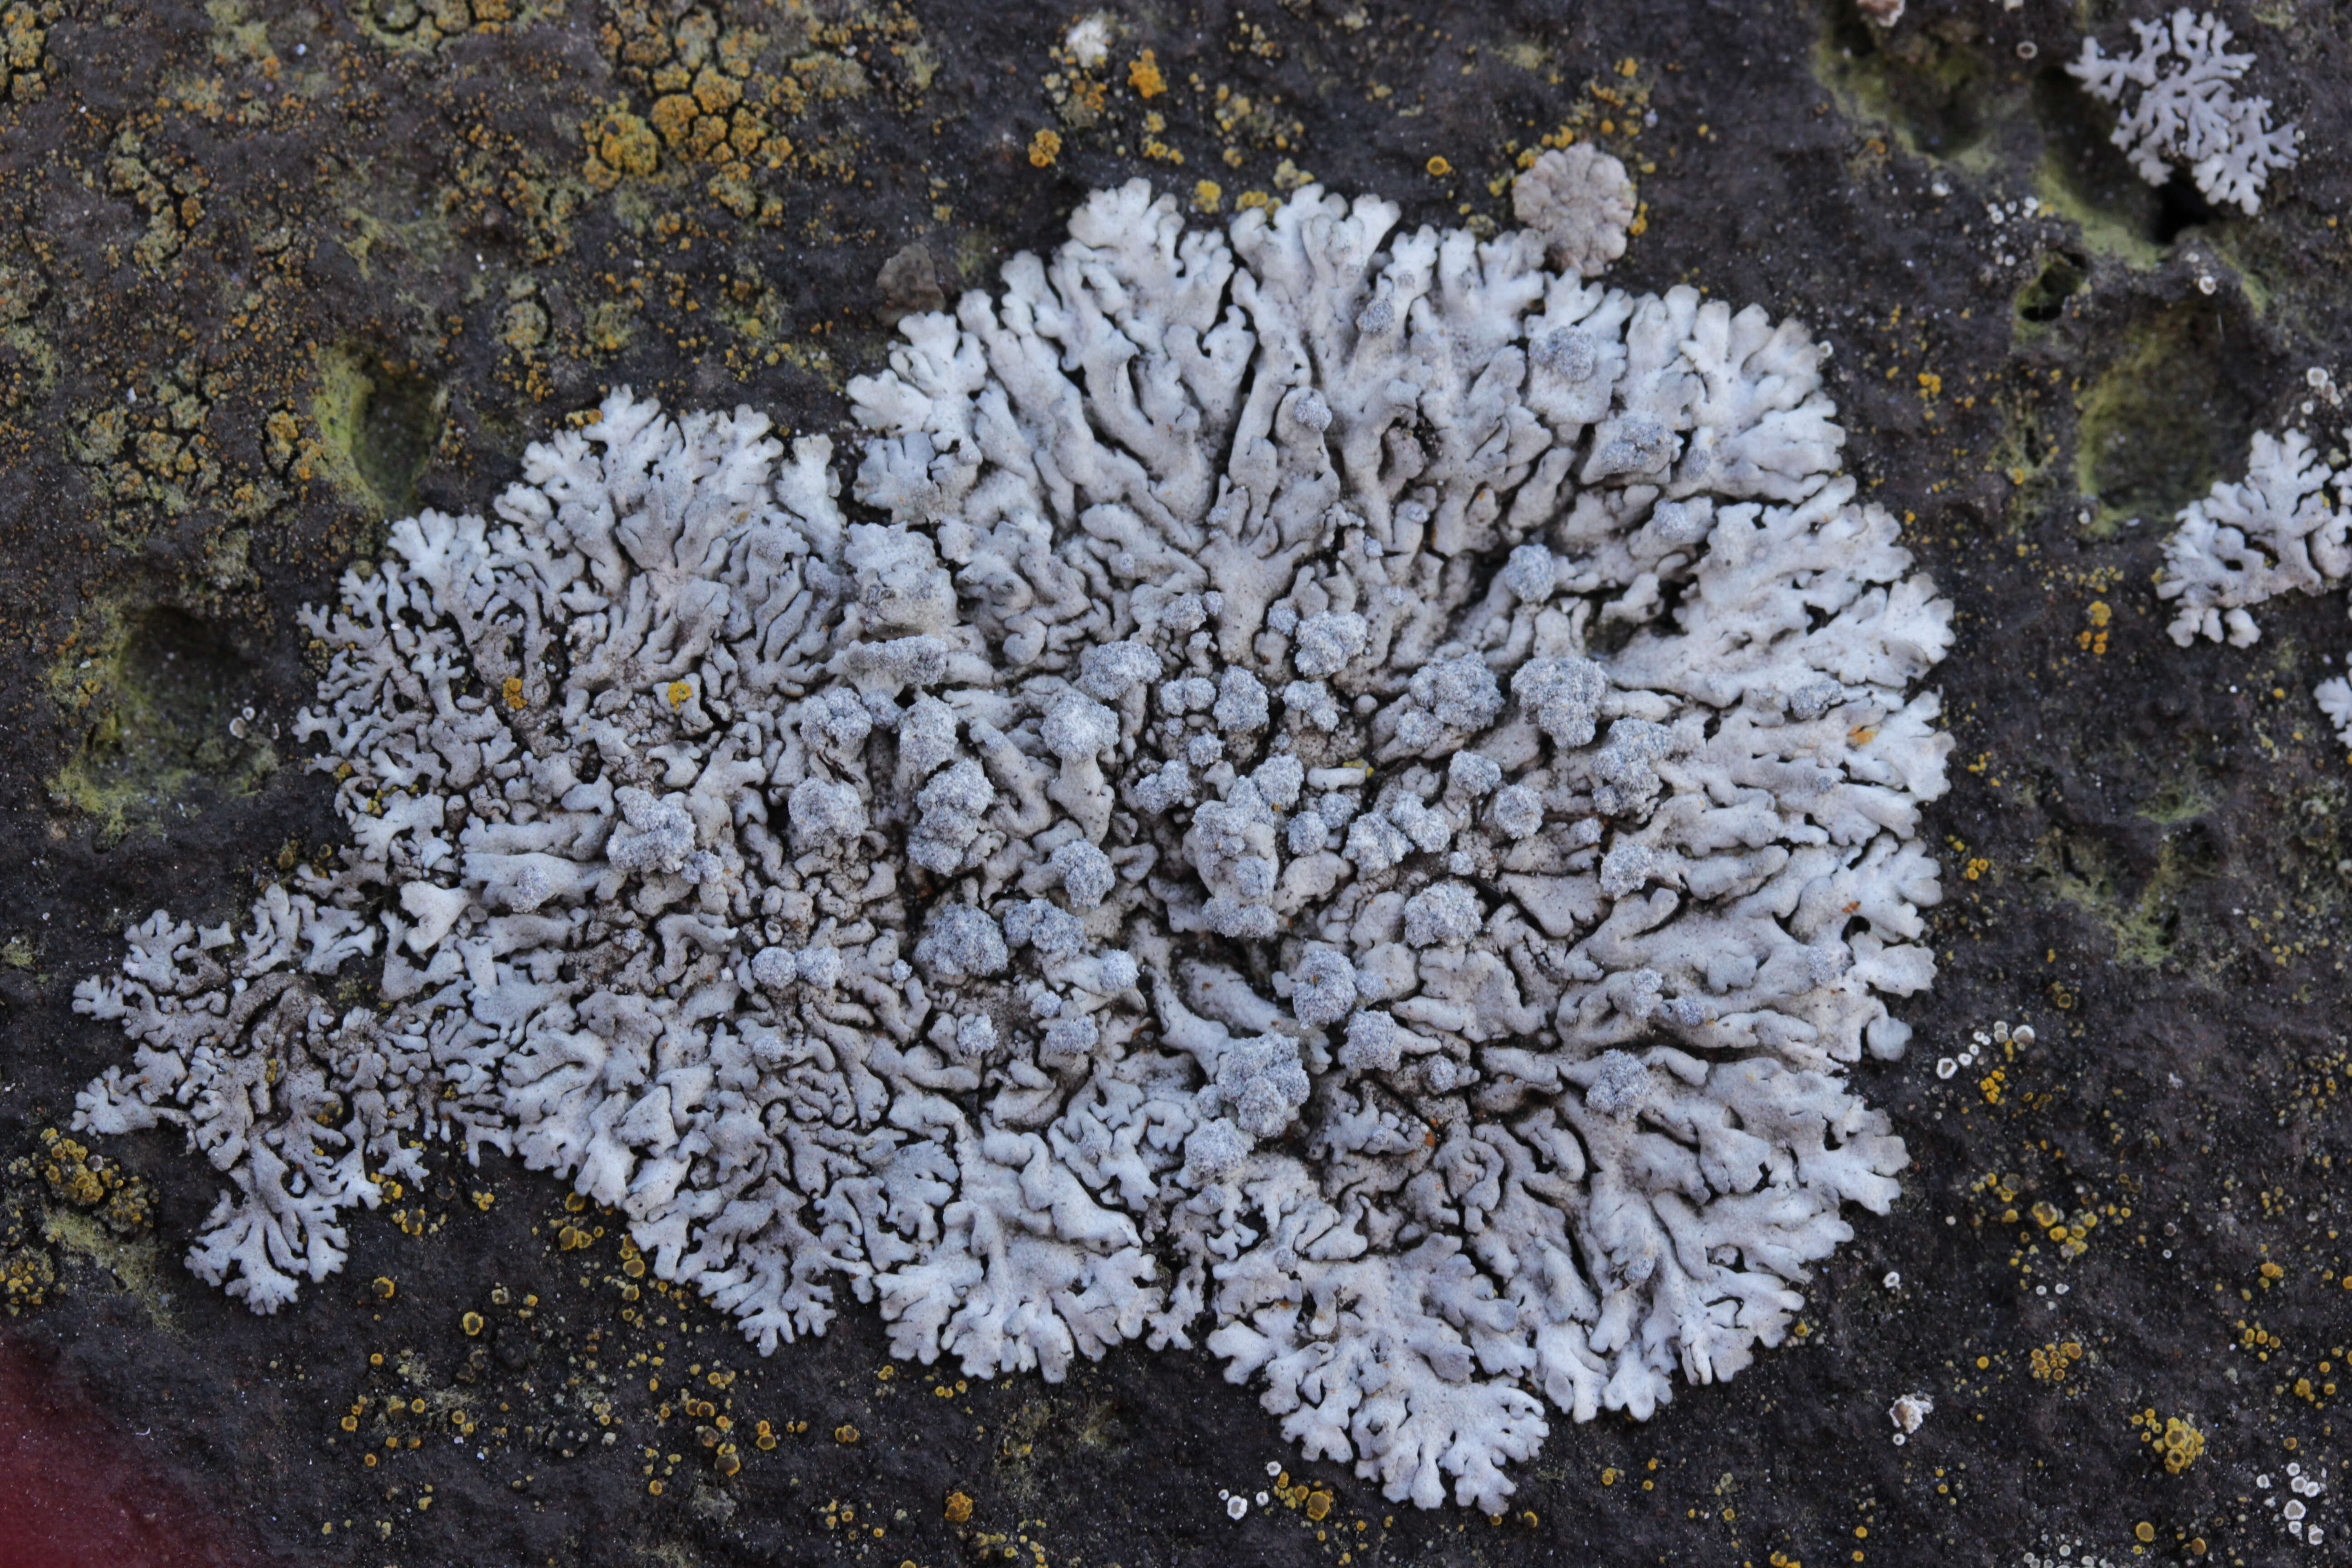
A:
[2,2,2349,1564]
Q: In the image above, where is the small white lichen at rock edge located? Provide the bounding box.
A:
[74,177,1955,1514]
[2152,424,2352,750]
[2068,8,2299,216]
[2157,427,2349,648]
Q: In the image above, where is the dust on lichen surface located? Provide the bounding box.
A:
[4,0,2352,1565]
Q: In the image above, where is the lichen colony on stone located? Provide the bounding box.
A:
[74,180,1952,1511]
[2068,7,2300,216]
[2156,427,2347,651]
[2153,423,2352,750]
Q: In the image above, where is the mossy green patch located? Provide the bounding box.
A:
[2140,776,2218,827]
[1811,5,1999,162]
[2032,147,2165,272]
[45,598,277,846]
[309,345,445,519]
[2029,67,2171,271]
[203,0,274,69]
[2072,300,2254,538]
[2032,817,2217,970]
[1984,389,2068,531]
[41,1208,175,1332]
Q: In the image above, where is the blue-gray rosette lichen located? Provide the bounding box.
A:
[75,180,1952,1509]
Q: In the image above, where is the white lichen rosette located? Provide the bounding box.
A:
[74,180,1953,1512]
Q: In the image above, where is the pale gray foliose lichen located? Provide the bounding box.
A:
[2157,426,2347,650]
[74,180,1953,1510]
[2069,7,2300,216]
[1511,145,1637,279]
[2152,423,2352,748]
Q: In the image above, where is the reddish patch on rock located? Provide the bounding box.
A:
[0,1336,256,1568]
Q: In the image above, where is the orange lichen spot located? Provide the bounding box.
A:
[834,1423,860,1444]
[666,680,692,710]
[371,1276,396,1301]
[648,1479,664,1495]
[1028,127,1062,167]
[945,1490,974,1524]
[649,94,699,148]
[715,1445,741,1477]
[339,1415,358,1432]
[2076,600,2113,654]
[2260,1260,2285,1281]
[1962,858,1991,881]
[502,676,524,710]
[363,1453,377,1468]
[1425,155,1453,177]
[1192,179,1223,213]
[1128,50,1165,98]
[2155,1414,2205,1472]
[1601,1466,1619,1485]
[588,112,659,188]
[1917,371,1943,397]
[461,1311,485,1337]
[2028,1340,2084,1382]
[1306,1490,1334,1521]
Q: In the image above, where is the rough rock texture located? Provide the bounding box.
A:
[7,1,2352,1565]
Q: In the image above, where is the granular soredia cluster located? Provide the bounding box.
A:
[74,180,1953,1510]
